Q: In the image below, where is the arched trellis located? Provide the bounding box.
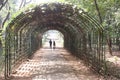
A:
[2,3,108,79]
[34,23,79,50]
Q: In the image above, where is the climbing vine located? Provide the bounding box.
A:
[0,0,120,79]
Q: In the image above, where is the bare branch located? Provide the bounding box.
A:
[0,0,4,5]
[25,0,32,4]
[2,6,10,28]
[19,0,25,9]
[0,0,8,11]
[23,0,32,7]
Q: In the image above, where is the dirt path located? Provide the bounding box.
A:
[11,48,108,80]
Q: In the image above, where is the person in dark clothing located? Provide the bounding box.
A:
[53,41,56,49]
[49,39,52,48]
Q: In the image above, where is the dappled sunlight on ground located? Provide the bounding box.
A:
[106,51,120,67]
[11,48,108,80]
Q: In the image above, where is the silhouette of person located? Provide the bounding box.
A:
[49,39,52,48]
[53,41,56,49]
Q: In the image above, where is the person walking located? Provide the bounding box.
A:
[53,41,56,49]
[49,39,52,48]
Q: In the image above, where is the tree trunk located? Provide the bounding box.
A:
[88,34,92,50]
[94,0,102,24]
[116,37,119,50]
[118,41,120,51]
[107,36,112,55]
[94,0,113,55]
[119,43,120,51]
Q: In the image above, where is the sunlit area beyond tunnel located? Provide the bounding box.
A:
[42,30,64,48]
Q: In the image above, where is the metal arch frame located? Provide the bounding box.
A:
[33,22,81,49]
[3,3,108,79]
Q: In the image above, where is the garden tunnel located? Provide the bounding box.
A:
[2,3,107,79]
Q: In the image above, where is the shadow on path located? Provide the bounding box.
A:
[11,48,106,80]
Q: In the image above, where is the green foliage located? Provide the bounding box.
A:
[0,0,120,45]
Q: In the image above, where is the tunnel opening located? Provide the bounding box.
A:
[42,30,64,48]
